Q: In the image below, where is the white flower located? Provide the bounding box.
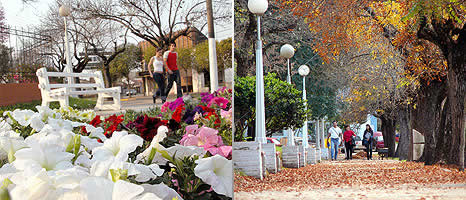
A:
[194,155,232,197]
[136,126,168,162]
[11,109,35,127]
[29,113,45,131]
[167,145,206,160]
[0,130,27,162]
[13,141,73,172]
[90,158,163,182]
[92,131,143,162]
[79,177,162,200]
[84,125,107,142]
[0,119,12,132]
[141,183,183,200]
[9,168,72,200]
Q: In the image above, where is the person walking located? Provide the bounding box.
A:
[148,48,167,104]
[363,124,374,160]
[343,125,356,160]
[163,42,182,98]
[327,121,342,161]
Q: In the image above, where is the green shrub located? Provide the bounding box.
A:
[0,97,96,116]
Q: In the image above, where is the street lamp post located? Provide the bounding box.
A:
[248,0,268,144]
[298,65,310,148]
[280,44,295,146]
[280,44,294,83]
[59,5,73,85]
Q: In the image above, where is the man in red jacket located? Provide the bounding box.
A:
[163,42,182,98]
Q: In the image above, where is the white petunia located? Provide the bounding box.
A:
[136,126,168,163]
[194,155,232,197]
[29,113,45,131]
[141,183,183,200]
[11,109,35,127]
[9,168,73,200]
[13,141,74,172]
[79,177,162,200]
[0,130,27,162]
[92,131,143,162]
[0,119,12,132]
[90,158,163,182]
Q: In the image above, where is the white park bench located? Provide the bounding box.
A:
[36,67,121,110]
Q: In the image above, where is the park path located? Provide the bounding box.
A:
[234,158,466,200]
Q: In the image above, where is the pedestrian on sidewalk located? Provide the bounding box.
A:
[363,124,374,160]
[164,42,183,98]
[327,121,342,161]
[148,48,167,104]
[343,125,356,160]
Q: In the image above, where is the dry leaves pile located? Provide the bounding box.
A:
[234,160,466,192]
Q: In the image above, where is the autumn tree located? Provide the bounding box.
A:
[280,0,465,167]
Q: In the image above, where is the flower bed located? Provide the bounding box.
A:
[0,87,232,200]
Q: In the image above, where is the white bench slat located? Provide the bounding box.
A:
[49,84,100,88]
[46,72,98,78]
[69,88,119,95]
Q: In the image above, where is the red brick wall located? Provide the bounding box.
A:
[0,83,41,106]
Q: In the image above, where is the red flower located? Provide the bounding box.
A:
[133,115,166,141]
[90,115,102,127]
[80,115,102,135]
[103,114,124,137]
[172,105,185,123]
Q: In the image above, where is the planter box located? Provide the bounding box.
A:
[306,147,316,164]
[233,142,265,179]
[298,145,306,167]
[262,143,278,173]
[0,83,41,106]
[282,146,300,168]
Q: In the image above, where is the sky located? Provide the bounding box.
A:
[1,0,233,43]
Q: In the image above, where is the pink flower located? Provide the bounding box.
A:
[207,97,229,109]
[161,101,170,112]
[198,127,222,147]
[206,145,232,158]
[220,108,232,122]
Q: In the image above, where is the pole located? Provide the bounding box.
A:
[316,120,320,150]
[255,16,266,144]
[63,17,73,84]
[206,0,218,92]
[302,76,308,148]
[286,58,294,146]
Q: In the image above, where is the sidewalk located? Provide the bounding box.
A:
[94,94,177,116]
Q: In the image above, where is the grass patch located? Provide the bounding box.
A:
[0,97,96,116]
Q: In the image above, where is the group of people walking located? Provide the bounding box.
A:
[327,121,374,160]
[147,42,183,103]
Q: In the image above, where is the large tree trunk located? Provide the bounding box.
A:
[412,80,446,164]
[445,50,466,169]
[398,106,411,160]
[381,116,396,157]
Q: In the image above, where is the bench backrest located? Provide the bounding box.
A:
[36,67,105,92]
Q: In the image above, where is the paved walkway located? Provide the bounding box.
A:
[94,94,178,116]
[234,158,466,200]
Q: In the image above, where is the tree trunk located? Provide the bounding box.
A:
[103,64,112,88]
[445,50,466,168]
[381,116,396,157]
[412,80,446,165]
[398,106,411,160]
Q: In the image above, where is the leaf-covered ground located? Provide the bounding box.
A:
[234,159,466,199]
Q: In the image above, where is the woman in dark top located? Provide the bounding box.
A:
[363,124,374,160]
[343,125,356,160]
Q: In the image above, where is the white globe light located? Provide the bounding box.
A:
[298,65,310,76]
[248,0,268,15]
[59,5,71,17]
[280,44,295,59]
